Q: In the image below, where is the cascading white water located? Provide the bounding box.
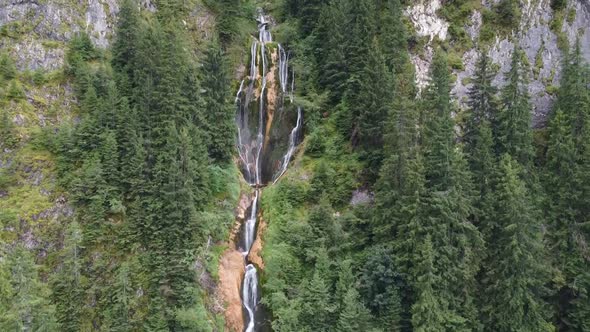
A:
[243,264,258,332]
[235,11,304,331]
[278,44,289,94]
[243,190,259,255]
[273,107,303,184]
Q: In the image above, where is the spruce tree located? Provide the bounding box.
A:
[337,288,374,332]
[497,46,534,166]
[315,0,349,104]
[51,222,85,332]
[483,155,552,331]
[420,49,483,329]
[464,50,498,161]
[379,0,410,75]
[411,236,460,332]
[201,39,235,162]
[0,245,57,332]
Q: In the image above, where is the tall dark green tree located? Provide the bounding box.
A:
[0,245,57,332]
[51,222,85,332]
[464,50,498,158]
[201,40,235,162]
[112,0,141,98]
[420,49,483,329]
[315,0,350,103]
[497,46,534,166]
[482,155,552,331]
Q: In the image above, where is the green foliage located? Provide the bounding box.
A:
[201,39,235,162]
[495,0,521,28]
[0,108,18,149]
[482,155,553,331]
[0,245,58,331]
[551,0,567,11]
[0,53,17,82]
[497,46,534,166]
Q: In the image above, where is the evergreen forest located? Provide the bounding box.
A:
[0,0,589,331]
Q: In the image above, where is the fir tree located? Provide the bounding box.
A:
[497,46,534,166]
[0,52,17,82]
[379,0,410,75]
[420,49,483,329]
[411,236,461,332]
[51,222,85,332]
[201,40,235,162]
[464,50,498,161]
[0,245,57,332]
[337,288,374,332]
[483,155,552,331]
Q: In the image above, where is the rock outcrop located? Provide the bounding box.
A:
[406,0,590,126]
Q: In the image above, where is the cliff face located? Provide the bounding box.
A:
[407,0,590,127]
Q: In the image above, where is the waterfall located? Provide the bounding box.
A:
[278,44,289,94]
[273,107,303,184]
[243,264,258,332]
[235,11,304,331]
[242,190,259,255]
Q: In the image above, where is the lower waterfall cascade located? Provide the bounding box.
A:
[234,10,304,332]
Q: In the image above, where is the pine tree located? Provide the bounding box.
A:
[51,222,85,332]
[497,46,534,166]
[483,155,552,331]
[201,40,235,162]
[0,245,57,332]
[0,52,17,82]
[411,236,461,332]
[315,0,350,103]
[379,0,410,75]
[420,49,483,329]
[300,264,335,331]
[337,288,374,332]
[112,0,141,97]
[464,50,498,161]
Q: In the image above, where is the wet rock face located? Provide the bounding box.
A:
[407,0,590,127]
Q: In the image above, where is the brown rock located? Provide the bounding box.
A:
[247,218,266,270]
[218,249,246,332]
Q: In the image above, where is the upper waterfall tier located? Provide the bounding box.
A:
[235,14,303,186]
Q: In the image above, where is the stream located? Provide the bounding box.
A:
[234,10,303,332]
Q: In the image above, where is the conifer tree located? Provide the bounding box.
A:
[0,52,17,82]
[112,0,140,97]
[51,222,85,332]
[337,288,374,332]
[201,40,235,162]
[379,0,410,75]
[300,267,335,331]
[0,108,17,149]
[464,50,498,161]
[104,262,136,331]
[315,0,349,103]
[411,236,459,332]
[217,0,240,44]
[0,245,57,332]
[483,155,552,331]
[420,49,483,329]
[497,46,534,166]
